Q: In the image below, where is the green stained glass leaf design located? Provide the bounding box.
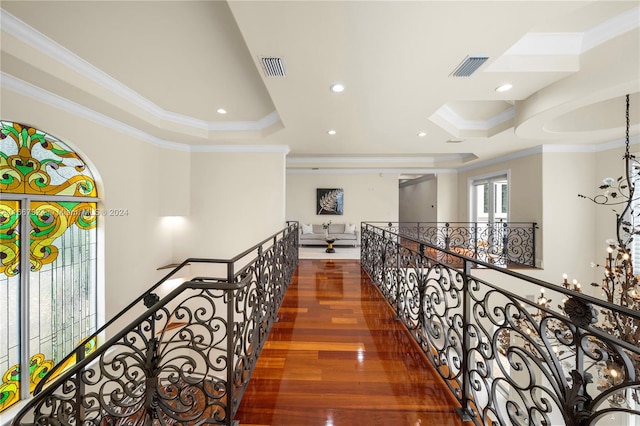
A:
[57,201,78,211]
[50,147,72,156]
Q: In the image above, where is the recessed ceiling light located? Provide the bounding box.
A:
[328,130,337,135]
[417,131,427,137]
[495,83,513,93]
[330,83,345,93]
[217,108,227,114]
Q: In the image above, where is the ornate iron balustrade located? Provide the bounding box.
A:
[370,221,537,268]
[12,223,299,425]
[360,223,640,425]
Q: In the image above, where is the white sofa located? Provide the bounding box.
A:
[299,223,359,247]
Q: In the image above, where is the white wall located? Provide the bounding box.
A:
[2,89,174,322]
[436,172,458,221]
[536,151,597,291]
[173,150,286,261]
[2,89,288,327]
[286,172,399,230]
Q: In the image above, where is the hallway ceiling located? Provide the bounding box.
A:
[1,1,639,174]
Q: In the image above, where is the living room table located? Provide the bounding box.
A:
[325,238,336,253]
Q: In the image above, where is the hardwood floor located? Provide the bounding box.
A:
[235,259,467,426]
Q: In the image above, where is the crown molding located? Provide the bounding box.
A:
[190,144,290,154]
[204,111,281,132]
[287,155,465,165]
[286,168,455,175]
[541,136,640,153]
[503,33,583,56]
[582,6,640,53]
[2,72,292,154]
[1,72,191,151]
[459,137,640,173]
[433,104,514,132]
[493,8,638,57]
[0,9,279,133]
[458,146,543,173]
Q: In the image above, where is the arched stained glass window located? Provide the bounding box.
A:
[0,121,99,412]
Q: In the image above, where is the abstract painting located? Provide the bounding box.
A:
[317,188,344,215]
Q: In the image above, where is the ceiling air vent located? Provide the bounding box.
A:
[260,56,286,77]
[450,55,489,77]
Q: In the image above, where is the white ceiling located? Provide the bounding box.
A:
[1,1,639,175]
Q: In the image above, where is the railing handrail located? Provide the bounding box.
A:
[17,276,252,421]
[365,220,538,225]
[361,222,640,320]
[363,220,538,267]
[360,222,640,424]
[34,222,298,394]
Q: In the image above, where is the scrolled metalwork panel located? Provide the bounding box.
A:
[361,223,640,426]
[231,264,260,414]
[396,245,420,327]
[360,224,375,278]
[381,222,537,268]
[363,226,467,405]
[465,276,640,425]
[361,225,387,294]
[467,278,559,425]
[13,225,299,425]
[21,287,230,424]
[419,261,465,402]
[503,226,535,267]
[380,235,400,307]
[230,227,297,416]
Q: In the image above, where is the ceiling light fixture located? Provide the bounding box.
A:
[330,83,345,93]
[417,132,427,137]
[328,130,337,135]
[217,108,227,114]
[495,83,513,93]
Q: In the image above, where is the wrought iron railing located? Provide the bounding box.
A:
[361,223,640,425]
[12,222,299,425]
[371,221,537,268]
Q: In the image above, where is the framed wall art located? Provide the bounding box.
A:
[317,188,344,215]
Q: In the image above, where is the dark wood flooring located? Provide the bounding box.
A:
[235,259,466,426]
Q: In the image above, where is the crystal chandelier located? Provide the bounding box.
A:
[524,95,640,408]
[577,94,640,406]
[580,94,640,339]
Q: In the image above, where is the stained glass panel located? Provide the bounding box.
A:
[0,121,99,413]
[29,201,97,370]
[0,200,21,411]
[0,121,97,197]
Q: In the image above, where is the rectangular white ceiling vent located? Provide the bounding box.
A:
[450,55,489,77]
[260,57,286,77]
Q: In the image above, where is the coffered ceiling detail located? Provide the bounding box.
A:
[1,1,638,173]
